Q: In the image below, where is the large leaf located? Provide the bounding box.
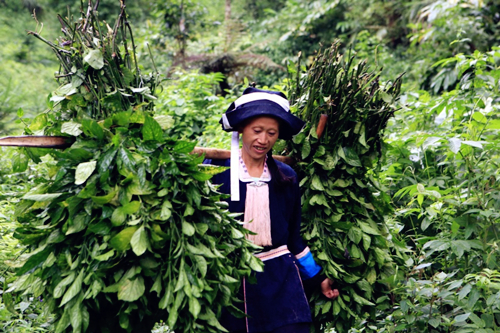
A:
[75,161,97,185]
[61,121,83,136]
[22,193,63,201]
[17,247,52,276]
[110,227,139,251]
[174,141,196,153]
[130,226,148,256]
[142,116,164,142]
[118,276,145,302]
[83,49,104,69]
[60,269,84,306]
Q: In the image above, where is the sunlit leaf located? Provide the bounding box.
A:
[61,121,83,136]
[22,193,63,201]
[142,116,164,142]
[118,276,145,302]
[83,49,104,69]
[60,269,84,306]
[75,161,96,185]
[130,226,148,256]
[110,227,138,251]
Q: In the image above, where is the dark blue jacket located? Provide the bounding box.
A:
[205,158,324,332]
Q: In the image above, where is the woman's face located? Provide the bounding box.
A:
[240,116,280,163]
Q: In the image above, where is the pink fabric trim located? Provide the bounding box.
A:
[254,245,290,261]
[295,246,310,260]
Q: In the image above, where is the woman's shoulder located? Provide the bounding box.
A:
[275,159,297,178]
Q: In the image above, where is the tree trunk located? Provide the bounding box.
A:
[224,0,231,52]
[225,0,231,22]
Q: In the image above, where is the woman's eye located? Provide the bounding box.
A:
[268,132,276,136]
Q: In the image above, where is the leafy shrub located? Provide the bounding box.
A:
[6,3,260,332]
[285,43,406,333]
[369,47,500,332]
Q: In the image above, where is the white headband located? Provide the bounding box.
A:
[234,92,290,112]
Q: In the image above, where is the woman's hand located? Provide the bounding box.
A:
[321,278,339,299]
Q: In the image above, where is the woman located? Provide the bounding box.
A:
[206,87,339,333]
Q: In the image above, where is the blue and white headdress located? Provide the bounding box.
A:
[220,87,305,202]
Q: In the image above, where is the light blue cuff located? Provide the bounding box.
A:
[296,251,322,279]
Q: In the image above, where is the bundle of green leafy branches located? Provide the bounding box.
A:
[285,43,406,332]
[6,1,260,332]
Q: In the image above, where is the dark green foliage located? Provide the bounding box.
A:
[285,43,406,332]
[8,2,260,332]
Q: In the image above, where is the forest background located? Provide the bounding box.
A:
[1,0,500,332]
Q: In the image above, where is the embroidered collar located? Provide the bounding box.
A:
[239,150,272,183]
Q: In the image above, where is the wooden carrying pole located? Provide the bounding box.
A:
[0,116,327,166]
[0,136,296,165]
[0,136,75,149]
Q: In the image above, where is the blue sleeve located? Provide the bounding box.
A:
[296,249,322,279]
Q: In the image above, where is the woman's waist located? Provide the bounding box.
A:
[254,245,290,261]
